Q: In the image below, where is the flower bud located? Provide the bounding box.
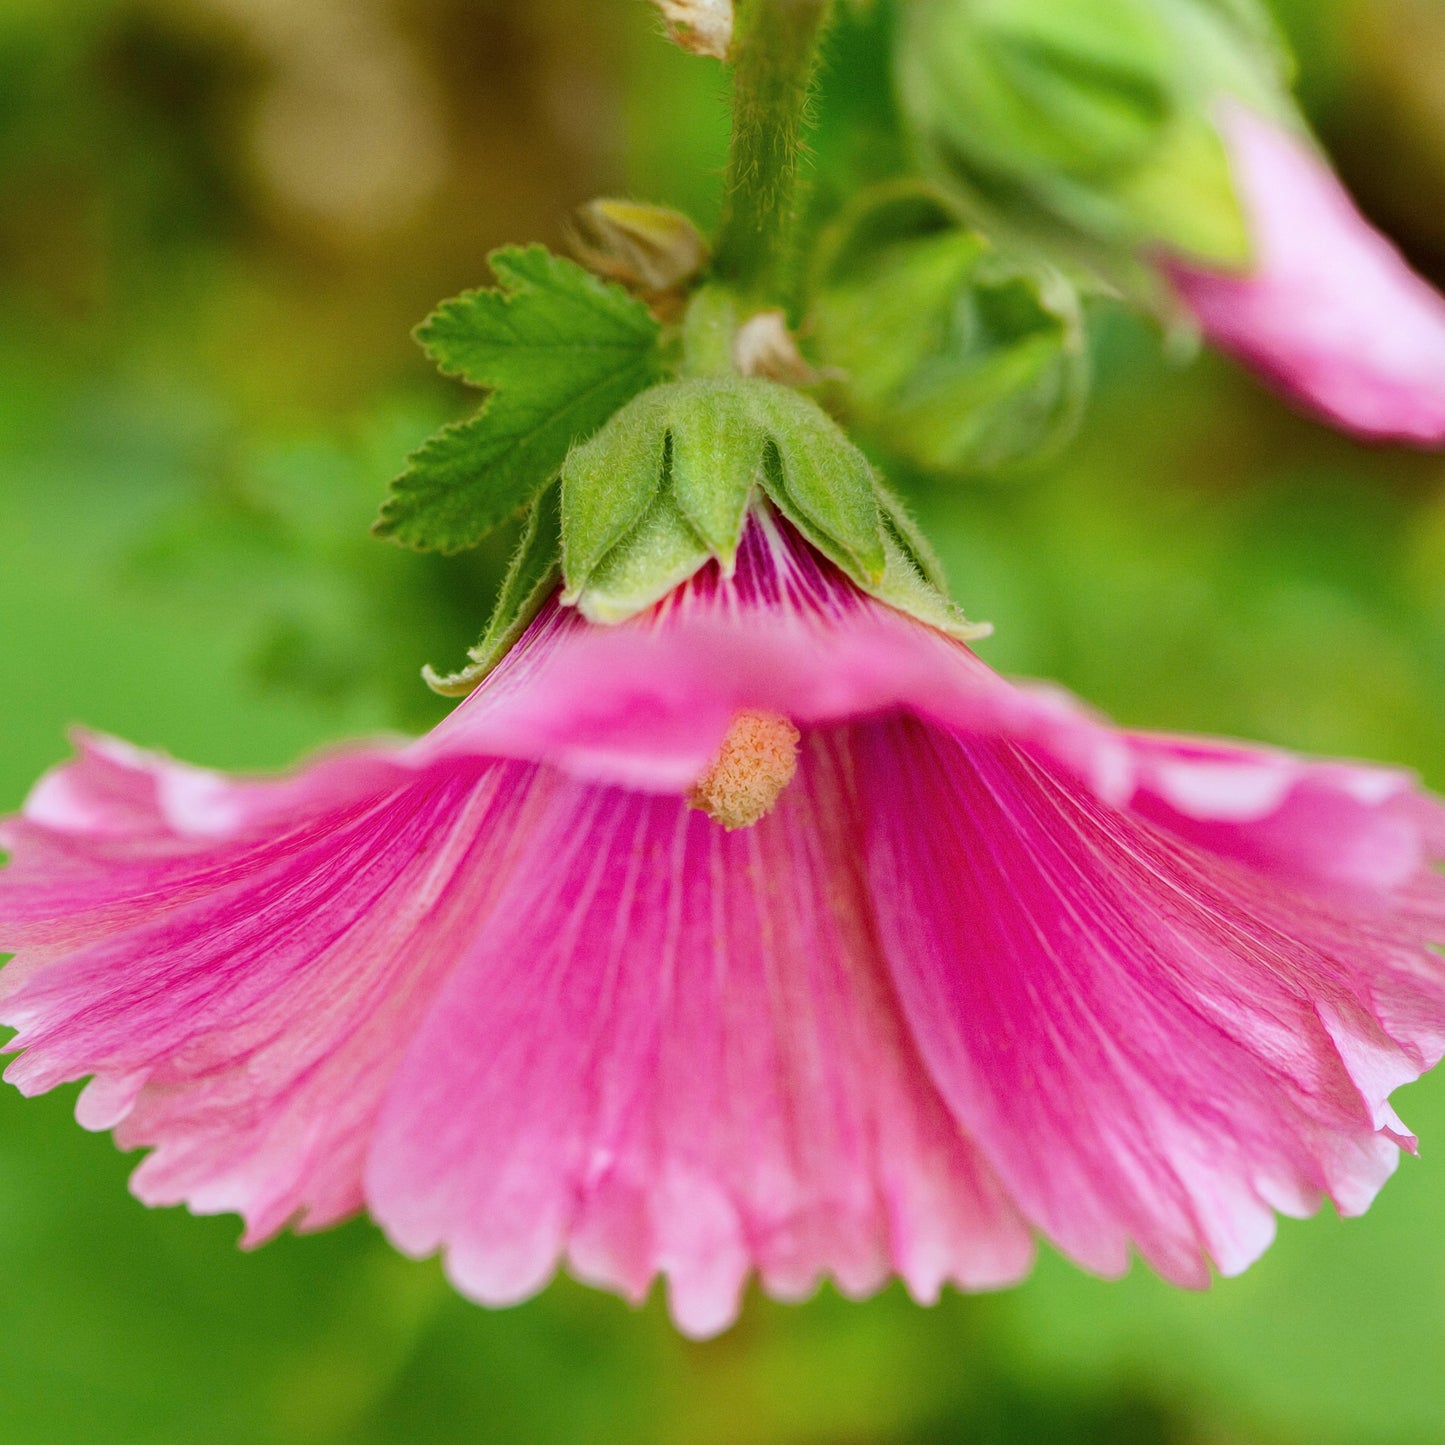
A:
[649,0,733,60]
[1162,104,1445,446]
[569,199,710,298]
[895,0,1445,446]
[895,0,1292,275]
[808,186,1088,475]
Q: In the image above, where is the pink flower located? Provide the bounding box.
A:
[1164,105,1445,445]
[5,510,1445,1337]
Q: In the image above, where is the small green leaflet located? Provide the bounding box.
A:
[373,246,666,554]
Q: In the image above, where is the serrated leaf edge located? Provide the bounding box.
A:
[417,245,662,388]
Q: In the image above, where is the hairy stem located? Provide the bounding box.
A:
[713,0,834,305]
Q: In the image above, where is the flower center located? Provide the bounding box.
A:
[688,710,801,831]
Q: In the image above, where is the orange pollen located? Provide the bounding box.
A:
[688,710,801,831]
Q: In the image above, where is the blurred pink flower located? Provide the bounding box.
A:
[1165,105,1445,445]
[5,512,1445,1336]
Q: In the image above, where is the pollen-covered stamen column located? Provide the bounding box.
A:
[689,710,802,830]
[712,0,835,308]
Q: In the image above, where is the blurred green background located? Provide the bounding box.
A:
[5,1,1445,1441]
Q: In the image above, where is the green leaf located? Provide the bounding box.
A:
[374,246,664,554]
[422,484,562,696]
[416,247,662,388]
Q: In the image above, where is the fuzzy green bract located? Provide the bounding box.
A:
[373,246,666,554]
[422,484,563,697]
[558,375,989,640]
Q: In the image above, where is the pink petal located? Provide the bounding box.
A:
[1164,104,1445,446]
[2,747,551,1243]
[860,717,1445,1285]
[1123,732,1432,895]
[366,734,1033,1338]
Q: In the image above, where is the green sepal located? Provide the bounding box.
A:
[422,484,562,696]
[562,377,886,614]
[872,516,992,642]
[668,382,763,561]
[560,387,670,598]
[374,246,664,555]
[871,475,950,594]
[809,186,1089,476]
[573,488,713,625]
[560,376,987,638]
[1116,113,1249,263]
[753,385,888,583]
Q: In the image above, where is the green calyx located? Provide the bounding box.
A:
[409,269,992,695]
[896,0,1299,280]
[559,373,988,639]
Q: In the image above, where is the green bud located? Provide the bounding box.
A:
[559,376,987,638]
[908,0,1175,178]
[809,184,1089,476]
[569,199,711,298]
[896,0,1296,276]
